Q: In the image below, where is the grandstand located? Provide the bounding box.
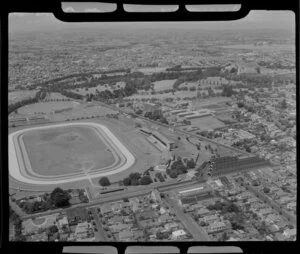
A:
[211,155,271,176]
[151,131,176,151]
[140,128,176,151]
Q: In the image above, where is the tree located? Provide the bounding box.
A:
[263,186,270,194]
[131,178,140,186]
[135,122,142,128]
[140,176,153,185]
[220,232,229,241]
[99,177,111,187]
[129,172,141,181]
[169,171,178,178]
[50,187,70,208]
[47,225,58,235]
[186,159,196,169]
[280,99,287,109]
[123,177,131,186]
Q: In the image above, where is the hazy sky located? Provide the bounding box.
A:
[9,8,295,34]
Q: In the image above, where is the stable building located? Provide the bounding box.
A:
[151,131,176,151]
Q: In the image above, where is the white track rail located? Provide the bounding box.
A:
[9,122,135,185]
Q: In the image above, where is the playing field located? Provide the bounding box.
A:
[17,101,79,115]
[9,122,135,185]
[22,125,116,176]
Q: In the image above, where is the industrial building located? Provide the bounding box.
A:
[177,185,214,205]
[143,102,161,113]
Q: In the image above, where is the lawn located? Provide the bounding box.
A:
[9,90,38,105]
[153,79,176,92]
[17,101,79,115]
[190,116,225,131]
[32,217,46,225]
[21,125,117,176]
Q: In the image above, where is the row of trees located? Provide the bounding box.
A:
[122,172,153,186]
[144,110,169,125]
[165,157,195,178]
[9,205,26,241]
[17,188,72,214]
[8,89,48,115]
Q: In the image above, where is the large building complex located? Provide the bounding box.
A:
[211,155,271,176]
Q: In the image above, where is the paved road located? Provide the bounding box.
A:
[164,195,211,241]
[9,198,26,217]
[93,213,108,241]
[19,171,250,221]
[9,223,15,240]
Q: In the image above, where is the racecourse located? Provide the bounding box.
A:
[9,122,135,185]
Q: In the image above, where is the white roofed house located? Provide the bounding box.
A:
[287,201,296,211]
[206,221,230,234]
[150,190,161,203]
[201,214,219,223]
[74,222,93,240]
[57,216,69,229]
[196,208,211,217]
[283,228,296,239]
[171,229,187,240]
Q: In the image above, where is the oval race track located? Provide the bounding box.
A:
[9,122,135,185]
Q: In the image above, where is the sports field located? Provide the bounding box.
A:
[17,101,79,115]
[9,122,135,186]
[22,125,116,176]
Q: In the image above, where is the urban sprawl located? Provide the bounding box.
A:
[8,25,296,242]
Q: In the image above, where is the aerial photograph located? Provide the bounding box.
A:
[8,6,296,242]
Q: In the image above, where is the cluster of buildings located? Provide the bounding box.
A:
[242,166,297,216]
[140,127,177,152]
[9,114,49,127]
[21,207,96,242]
[90,190,193,241]
[176,171,296,241]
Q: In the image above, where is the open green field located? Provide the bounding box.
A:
[22,125,116,176]
[190,116,225,131]
[18,101,79,115]
[9,90,38,105]
[153,79,176,92]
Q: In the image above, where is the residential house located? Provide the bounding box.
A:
[278,196,294,205]
[236,191,254,200]
[201,214,219,223]
[119,230,134,241]
[287,202,296,210]
[164,222,179,231]
[100,204,112,216]
[74,222,92,239]
[110,223,130,233]
[172,229,187,239]
[57,216,69,228]
[159,207,167,215]
[265,213,280,224]
[206,221,228,234]
[158,213,169,224]
[283,228,296,239]
[150,190,161,203]
[111,202,123,213]
[196,208,211,217]
[30,232,48,241]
